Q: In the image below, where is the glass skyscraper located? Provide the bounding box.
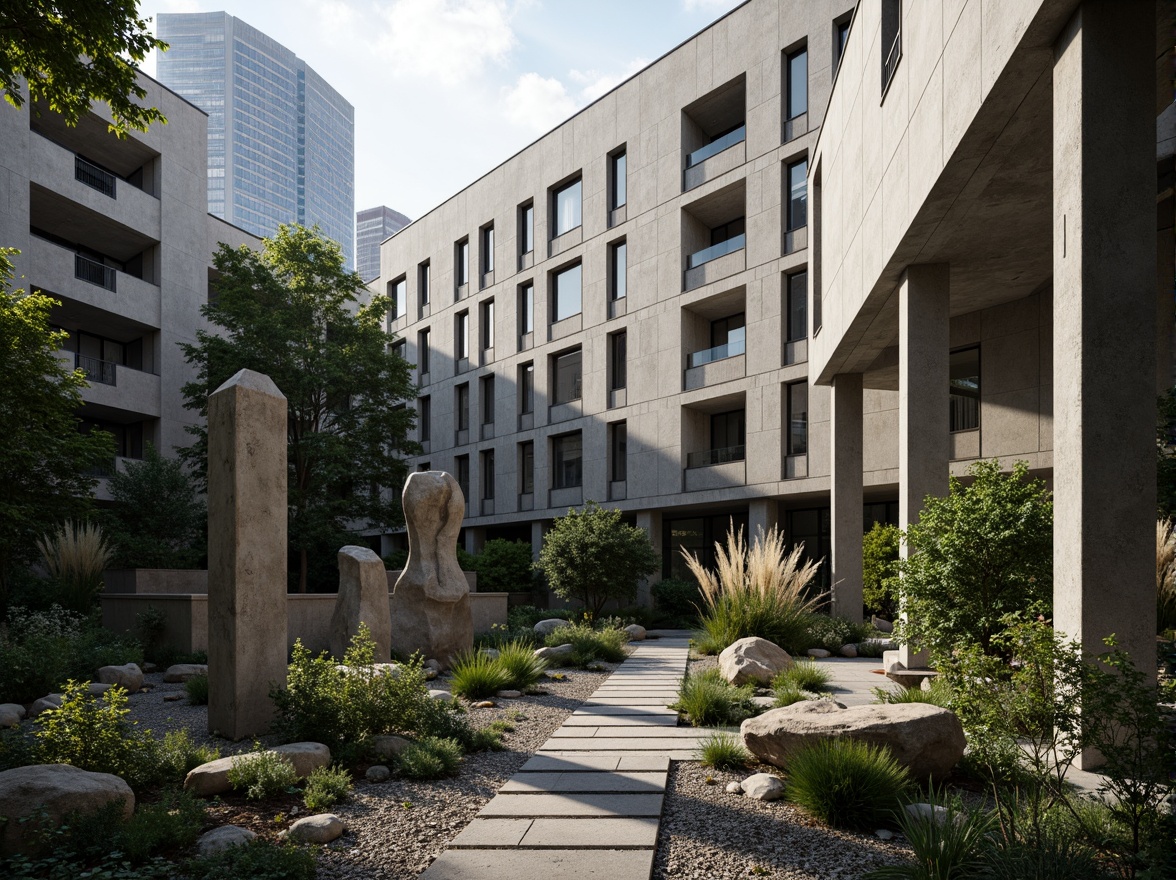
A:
[356,206,410,282]
[157,13,355,268]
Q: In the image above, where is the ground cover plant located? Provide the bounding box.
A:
[302,764,353,811]
[773,659,832,693]
[698,731,753,770]
[673,668,758,727]
[805,613,875,653]
[449,649,513,699]
[783,739,911,831]
[542,620,629,666]
[872,678,952,707]
[227,748,299,799]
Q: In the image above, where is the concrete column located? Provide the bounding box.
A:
[635,510,664,606]
[1053,2,1156,697]
[207,369,288,740]
[830,373,864,622]
[748,499,778,541]
[465,527,486,554]
[898,264,950,669]
[530,520,547,560]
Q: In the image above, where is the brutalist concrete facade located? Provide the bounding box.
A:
[0,73,259,499]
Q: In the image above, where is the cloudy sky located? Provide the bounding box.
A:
[140,0,744,221]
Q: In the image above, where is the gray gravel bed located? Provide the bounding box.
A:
[126,672,267,754]
[653,762,911,880]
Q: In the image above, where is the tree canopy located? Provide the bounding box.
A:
[1,0,167,137]
[0,249,113,616]
[180,225,418,592]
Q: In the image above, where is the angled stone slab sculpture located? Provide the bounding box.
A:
[207,368,288,740]
[391,471,473,666]
[330,545,392,661]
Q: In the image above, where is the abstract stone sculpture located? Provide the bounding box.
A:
[390,471,473,666]
[330,545,391,661]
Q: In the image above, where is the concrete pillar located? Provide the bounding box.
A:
[207,369,288,740]
[830,373,864,622]
[748,499,778,541]
[898,264,950,669]
[635,510,664,606]
[530,520,547,560]
[464,527,486,555]
[1053,2,1156,697]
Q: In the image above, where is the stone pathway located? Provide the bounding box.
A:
[420,637,704,879]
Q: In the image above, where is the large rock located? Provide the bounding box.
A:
[719,637,794,686]
[197,825,256,856]
[390,471,473,666]
[535,643,574,660]
[0,704,24,728]
[330,545,392,662]
[369,735,411,761]
[163,663,207,683]
[533,618,569,636]
[740,701,966,780]
[28,694,63,718]
[740,773,785,801]
[0,764,133,855]
[184,742,332,796]
[624,624,647,641]
[97,663,143,692]
[286,813,344,844]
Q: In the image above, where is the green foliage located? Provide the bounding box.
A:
[863,522,902,619]
[185,674,209,706]
[449,650,513,699]
[0,250,114,616]
[898,460,1052,662]
[537,502,659,616]
[783,739,911,831]
[652,578,702,623]
[117,791,207,864]
[103,446,205,569]
[494,639,548,689]
[133,607,167,663]
[507,605,575,628]
[227,748,298,800]
[155,729,219,779]
[467,720,512,753]
[180,225,419,592]
[865,790,995,880]
[383,548,408,570]
[303,764,352,811]
[37,520,112,615]
[470,539,537,591]
[982,832,1109,880]
[773,659,833,693]
[474,622,539,651]
[772,680,814,708]
[673,669,758,727]
[1158,388,1176,520]
[872,678,953,707]
[397,736,463,779]
[543,621,629,666]
[698,731,753,771]
[695,592,814,655]
[805,613,873,653]
[185,839,317,880]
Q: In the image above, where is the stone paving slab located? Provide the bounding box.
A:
[539,737,709,751]
[519,754,671,773]
[560,714,678,726]
[583,697,677,706]
[419,849,655,879]
[549,726,719,738]
[478,792,664,818]
[521,817,660,848]
[537,749,700,760]
[569,705,678,716]
[500,770,666,793]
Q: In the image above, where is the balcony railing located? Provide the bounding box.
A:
[687,444,746,468]
[75,254,116,291]
[76,353,117,386]
[686,125,746,168]
[75,156,116,198]
[882,25,902,93]
[688,334,746,369]
[686,234,746,270]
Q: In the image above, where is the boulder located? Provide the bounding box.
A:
[533,618,569,636]
[390,472,474,666]
[196,825,256,857]
[28,694,63,718]
[905,803,951,825]
[839,644,858,658]
[534,644,574,660]
[97,662,144,692]
[806,648,832,659]
[481,648,500,660]
[624,624,647,641]
[0,704,24,728]
[718,637,794,686]
[365,765,391,783]
[330,545,392,662]
[740,773,785,802]
[286,813,344,844]
[184,742,332,796]
[424,659,443,673]
[740,701,966,780]
[87,683,113,696]
[164,663,208,683]
[428,689,454,703]
[369,735,411,761]
[474,700,496,708]
[872,616,894,633]
[0,764,133,855]
[725,781,743,794]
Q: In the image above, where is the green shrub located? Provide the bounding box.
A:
[185,838,316,880]
[134,606,167,663]
[773,659,833,692]
[383,548,408,570]
[0,727,37,772]
[468,719,512,752]
[156,729,219,780]
[805,613,872,653]
[772,680,814,708]
[698,731,752,770]
[37,521,112,615]
[449,650,513,699]
[981,832,1108,880]
[652,578,702,621]
[398,736,463,779]
[471,539,538,592]
[865,790,995,880]
[544,622,628,666]
[673,669,758,727]
[303,764,352,811]
[783,739,910,831]
[507,605,574,630]
[863,522,901,620]
[117,791,207,863]
[494,639,548,690]
[474,623,539,651]
[872,678,952,707]
[227,748,298,799]
[64,625,143,681]
[185,673,209,705]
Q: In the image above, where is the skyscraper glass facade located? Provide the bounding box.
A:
[157,12,355,268]
[356,206,411,283]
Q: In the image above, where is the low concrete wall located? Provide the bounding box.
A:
[104,569,209,594]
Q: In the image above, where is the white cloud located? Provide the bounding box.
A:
[374,0,517,86]
[502,72,576,133]
[569,58,650,103]
[682,0,742,12]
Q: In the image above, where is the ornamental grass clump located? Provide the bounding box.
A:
[494,638,548,690]
[1158,517,1176,633]
[698,731,753,771]
[397,736,463,779]
[772,659,833,693]
[864,789,995,880]
[36,520,113,614]
[686,524,824,654]
[783,739,911,831]
[673,668,758,727]
[448,649,513,700]
[872,677,952,708]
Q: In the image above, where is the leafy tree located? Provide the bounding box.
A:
[180,225,418,592]
[103,444,205,569]
[1157,388,1176,519]
[1,0,167,137]
[0,249,113,617]
[861,521,900,619]
[470,539,537,592]
[537,502,659,616]
[897,459,1052,662]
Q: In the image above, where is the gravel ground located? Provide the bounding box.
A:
[653,761,911,880]
[127,672,268,754]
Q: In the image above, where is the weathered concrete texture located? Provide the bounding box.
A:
[330,545,392,661]
[206,369,288,741]
[420,849,655,879]
[391,471,473,666]
[830,373,864,622]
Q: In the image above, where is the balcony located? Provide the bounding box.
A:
[684,126,747,191]
[75,157,116,198]
[683,449,746,492]
[682,74,746,192]
[75,254,117,291]
[76,353,117,386]
[31,236,160,326]
[687,444,745,468]
[684,236,745,291]
[684,346,746,391]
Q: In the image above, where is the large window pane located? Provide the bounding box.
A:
[520,442,534,494]
[520,363,534,414]
[611,331,627,390]
[520,203,534,254]
[481,299,494,350]
[611,422,627,482]
[553,349,582,404]
[482,450,495,500]
[950,347,980,431]
[788,159,808,230]
[456,239,468,286]
[519,283,534,334]
[788,271,807,342]
[481,375,494,424]
[553,179,582,236]
[419,261,430,304]
[553,263,582,321]
[482,225,494,273]
[553,433,583,489]
[389,277,405,319]
[788,48,807,118]
[612,241,627,300]
[788,381,808,455]
[456,384,469,431]
[612,151,627,209]
[456,311,469,359]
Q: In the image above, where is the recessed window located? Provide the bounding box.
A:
[456,310,469,360]
[711,410,746,460]
[787,271,807,342]
[418,261,430,305]
[481,449,495,501]
[456,238,469,287]
[610,240,627,301]
[456,383,470,432]
[480,299,495,351]
[388,276,406,320]
[553,432,583,489]
[787,381,808,455]
[519,362,534,414]
[552,178,582,237]
[881,0,902,95]
[610,330,627,391]
[391,339,406,361]
[610,421,627,482]
[418,328,431,375]
[455,454,470,500]
[520,442,535,495]
[834,15,851,71]
[519,282,534,335]
[610,149,627,210]
[552,348,582,405]
[553,262,582,322]
[787,47,807,119]
[481,224,495,274]
[950,347,980,432]
[419,395,431,442]
[480,375,495,426]
[787,159,808,231]
[519,202,534,255]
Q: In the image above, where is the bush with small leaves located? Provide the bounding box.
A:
[805,614,873,654]
[185,673,209,705]
[772,659,833,693]
[449,650,513,700]
[544,622,628,666]
[673,669,758,727]
[185,838,316,880]
[698,732,752,771]
[397,736,463,779]
[494,639,548,690]
[302,764,352,811]
[468,719,513,752]
[227,748,298,800]
[156,728,220,780]
[117,791,207,864]
[784,739,911,831]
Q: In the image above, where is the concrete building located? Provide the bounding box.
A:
[156,12,355,269]
[0,72,258,499]
[357,206,410,283]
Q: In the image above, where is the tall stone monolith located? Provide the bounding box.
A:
[207,369,288,740]
[330,545,391,661]
[390,471,473,666]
